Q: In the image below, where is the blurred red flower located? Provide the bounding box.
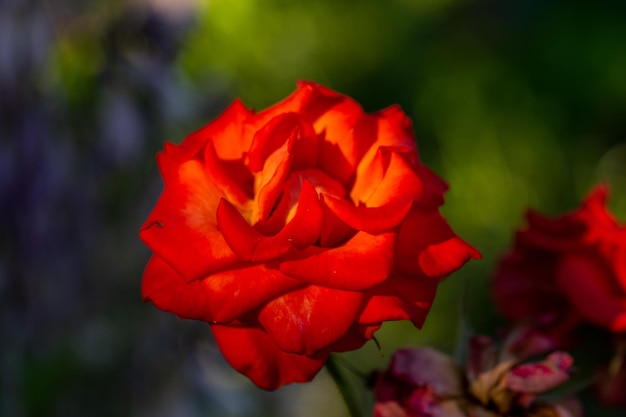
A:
[493,185,626,344]
[140,81,480,389]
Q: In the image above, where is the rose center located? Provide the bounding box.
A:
[253,169,348,235]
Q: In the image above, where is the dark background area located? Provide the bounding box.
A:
[1,0,625,415]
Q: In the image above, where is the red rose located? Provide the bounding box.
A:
[493,185,626,341]
[140,81,480,389]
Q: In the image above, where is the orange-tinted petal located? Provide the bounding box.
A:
[258,285,364,355]
[313,95,365,184]
[140,152,237,282]
[243,82,361,174]
[352,147,423,207]
[246,81,367,184]
[252,135,294,222]
[246,82,322,131]
[279,231,396,290]
[370,105,418,154]
[367,149,424,207]
[211,324,328,390]
[322,195,412,234]
[247,112,319,173]
[257,82,365,184]
[202,139,252,206]
[247,113,302,172]
[217,180,323,262]
[183,99,254,160]
[350,103,419,203]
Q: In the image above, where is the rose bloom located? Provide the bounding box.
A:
[493,185,626,344]
[140,82,480,389]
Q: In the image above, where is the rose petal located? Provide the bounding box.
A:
[246,82,326,130]
[183,98,254,160]
[373,402,408,417]
[202,265,305,323]
[419,236,482,279]
[328,323,380,352]
[519,210,588,251]
[217,179,323,262]
[416,164,448,209]
[249,83,365,184]
[246,113,309,172]
[372,105,419,152]
[350,106,418,203]
[279,231,396,290]
[352,147,423,207]
[408,386,438,416]
[142,255,216,322]
[258,285,364,355]
[519,186,617,251]
[140,153,237,282]
[142,256,304,323]
[300,168,347,198]
[292,125,320,171]
[580,184,617,228]
[215,199,259,261]
[506,352,573,394]
[390,348,464,397]
[407,386,468,417]
[202,139,253,206]
[368,150,425,207]
[556,255,626,332]
[501,326,557,362]
[318,196,357,248]
[492,250,568,321]
[396,207,481,279]
[252,134,295,222]
[302,83,365,184]
[358,273,438,328]
[322,195,412,234]
[253,169,348,240]
[211,324,328,390]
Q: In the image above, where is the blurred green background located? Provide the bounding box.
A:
[2,0,625,416]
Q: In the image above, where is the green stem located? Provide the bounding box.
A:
[325,355,363,417]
